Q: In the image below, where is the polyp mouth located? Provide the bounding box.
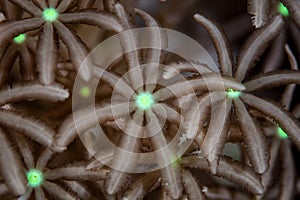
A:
[135,91,155,110]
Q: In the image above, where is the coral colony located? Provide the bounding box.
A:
[0,0,300,199]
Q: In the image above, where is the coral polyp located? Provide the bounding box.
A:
[43,8,59,22]
[135,92,155,110]
[26,169,43,188]
[226,88,241,99]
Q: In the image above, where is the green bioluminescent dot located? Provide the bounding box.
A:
[171,155,181,168]
[226,88,241,99]
[13,34,26,44]
[278,2,289,17]
[277,126,288,139]
[26,169,43,188]
[43,7,59,22]
[135,92,154,110]
[80,86,91,98]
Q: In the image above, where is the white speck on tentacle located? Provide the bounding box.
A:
[1,104,13,110]
[178,134,188,146]
[191,149,202,156]
[202,186,208,193]
[163,67,179,79]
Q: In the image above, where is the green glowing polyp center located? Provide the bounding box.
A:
[277,126,288,139]
[135,92,154,110]
[43,8,59,22]
[13,34,26,44]
[278,2,289,17]
[80,86,91,98]
[26,169,43,187]
[227,88,240,98]
[171,155,181,168]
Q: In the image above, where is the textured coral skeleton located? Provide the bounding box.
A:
[0,0,300,199]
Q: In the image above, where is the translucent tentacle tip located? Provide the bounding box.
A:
[26,169,43,188]
[278,2,289,17]
[43,7,59,22]
[226,88,240,99]
[135,92,154,110]
[277,126,288,139]
[171,155,182,168]
[13,34,26,44]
